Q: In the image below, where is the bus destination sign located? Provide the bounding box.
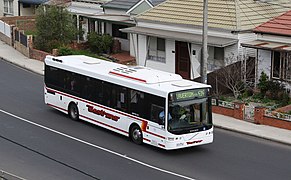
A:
[175,89,207,101]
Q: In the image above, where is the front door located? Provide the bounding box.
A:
[175,41,191,79]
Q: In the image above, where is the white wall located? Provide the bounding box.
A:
[190,44,202,78]
[137,35,175,73]
[19,4,35,16]
[137,34,147,66]
[0,1,3,16]
[13,0,18,16]
[82,18,89,40]
[238,33,257,58]
[116,37,130,51]
[144,39,176,73]
[257,49,272,79]
[130,33,138,58]
[224,43,239,65]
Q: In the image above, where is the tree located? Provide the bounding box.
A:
[34,5,78,52]
[213,54,255,99]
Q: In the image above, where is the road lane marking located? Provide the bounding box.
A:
[0,109,196,180]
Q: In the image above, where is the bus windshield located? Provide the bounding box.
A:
[167,91,212,134]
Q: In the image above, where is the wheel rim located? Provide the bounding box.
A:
[70,105,78,119]
[132,128,141,141]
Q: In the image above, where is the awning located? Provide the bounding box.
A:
[67,5,103,16]
[241,40,291,52]
[86,14,135,25]
[120,26,238,47]
[19,0,48,5]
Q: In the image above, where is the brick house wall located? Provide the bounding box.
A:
[0,16,35,32]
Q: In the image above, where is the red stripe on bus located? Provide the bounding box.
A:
[47,103,127,134]
[109,71,147,83]
[45,86,166,140]
[79,115,128,134]
[146,131,166,139]
[143,138,151,142]
[158,143,165,148]
[186,140,203,145]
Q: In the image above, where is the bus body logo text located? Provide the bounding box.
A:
[86,105,120,121]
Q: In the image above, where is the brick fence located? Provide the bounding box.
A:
[212,99,291,130]
[212,100,245,120]
[254,107,291,130]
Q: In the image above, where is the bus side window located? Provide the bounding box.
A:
[151,104,164,125]
[95,80,103,104]
[103,82,112,107]
[129,90,144,117]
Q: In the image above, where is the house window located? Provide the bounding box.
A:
[214,47,224,60]
[148,37,166,63]
[272,51,291,81]
[272,51,281,79]
[4,0,13,15]
[112,24,128,39]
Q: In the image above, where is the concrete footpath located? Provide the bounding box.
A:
[1,40,291,146]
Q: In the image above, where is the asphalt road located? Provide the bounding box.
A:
[0,58,291,180]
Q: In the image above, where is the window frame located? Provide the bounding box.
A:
[4,0,13,15]
[147,36,166,63]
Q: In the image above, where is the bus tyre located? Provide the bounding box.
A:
[130,125,143,145]
[68,103,79,121]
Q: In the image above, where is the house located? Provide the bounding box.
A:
[1,0,19,16]
[96,0,165,52]
[18,0,49,16]
[44,0,165,51]
[121,0,291,80]
[67,0,106,41]
[44,0,108,41]
[0,0,49,17]
[241,10,291,92]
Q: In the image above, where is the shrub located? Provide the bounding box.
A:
[279,93,291,107]
[87,32,114,54]
[58,47,73,56]
[87,32,103,54]
[258,71,269,95]
[101,34,113,53]
[241,88,253,99]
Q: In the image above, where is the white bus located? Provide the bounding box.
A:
[44,55,213,150]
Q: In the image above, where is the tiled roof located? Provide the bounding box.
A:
[254,10,291,35]
[136,0,291,31]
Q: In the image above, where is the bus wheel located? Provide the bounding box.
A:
[130,125,143,145]
[68,103,79,121]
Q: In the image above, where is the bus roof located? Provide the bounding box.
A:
[45,55,211,97]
